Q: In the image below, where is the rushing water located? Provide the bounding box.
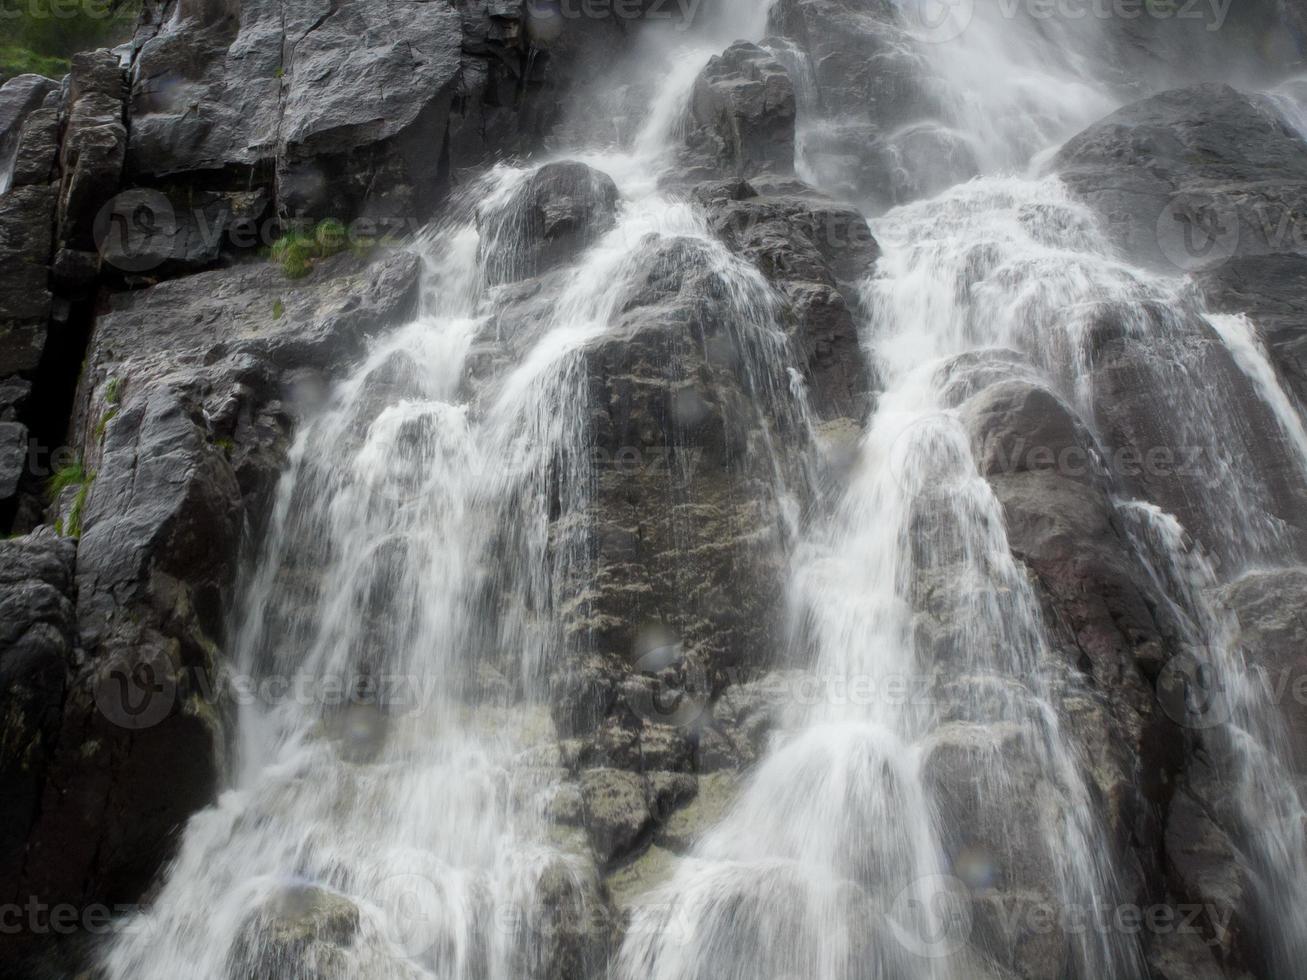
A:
[102,0,1307,977]
[101,3,804,973]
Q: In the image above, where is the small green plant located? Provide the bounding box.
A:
[47,461,86,502]
[272,299,285,320]
[104,377,122,405]
[64,474,95,538]
[274,66,285,79]
[270,219,354,279]
[271,231,316,279]
[214,437,236,458]
[93,407,119,442]
[48,462,94,537]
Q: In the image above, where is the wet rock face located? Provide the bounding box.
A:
[1055,83,1307,274]
[127,0,461,217]
[1218,569,1307,781]
[0,75,58,188]
[0,184,56,375]
[0,249,420,963]
[479,161,621,284]
[127,0,621,226]
[699,181,877,420]
[1087,304,1307,566]
[684,42,797,181]
[0,531,77,903]
[559,232,804,723]
[765,0,963,206]
[957,372,1212,970]
[1053,79,1307,439]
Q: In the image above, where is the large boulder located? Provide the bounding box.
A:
[684,42,796,181]
[1055,84,1307,275]
[764,0,965,206]
[1085,300,1307,567]
[57,51,128,252]
[478,161,620,284]
[128,0,460,220]
[956,371,1225,970]
[698,180,877,420]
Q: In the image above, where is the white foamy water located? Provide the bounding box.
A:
[100,4,809,974]
[100,0,1307,976]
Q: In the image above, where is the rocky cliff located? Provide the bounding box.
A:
[1,1,1306,978]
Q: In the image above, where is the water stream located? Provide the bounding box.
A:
[101,0,1307,977]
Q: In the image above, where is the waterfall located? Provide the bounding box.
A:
[99,3,807,974]
[623,10,1307,980]
[94,0,1307,977]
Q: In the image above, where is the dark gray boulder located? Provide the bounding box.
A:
[0,530,77,905]
[5,105,60,190]
[1197,253,1307,405]
[1054,84,1307,275]
[0,75,59,191]
[764,0,963,206]
[0,184,56,376]
[478,161,620,285]
[698,180,877,420]
[1086,300,1307,567]
[1218,568,1307,779]
[684,42,796,181]
[57,50,128,252]
[126,0,621,227]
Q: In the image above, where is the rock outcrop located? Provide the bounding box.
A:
[479,161,620,284]
[0,246,419,968]
[683,42,797,182]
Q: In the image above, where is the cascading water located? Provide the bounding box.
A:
[95,0,1307,977]
[622,9,1307,980]
[99,3,808,974]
